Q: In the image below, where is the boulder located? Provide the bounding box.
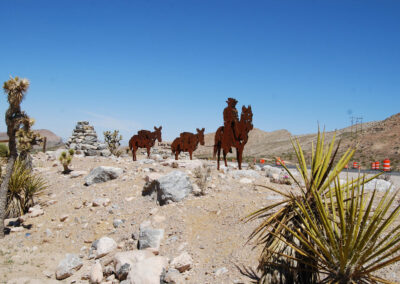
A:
[92,237,117,259]
[126,256,168,284]
[100,149,112,157]
[138,227,164,251]
[142,171,193,205]
[84,166,123,186]
[114,250,154,280]
[364,179,393,192]
[55,253,83,280]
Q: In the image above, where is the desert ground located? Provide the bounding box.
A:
[0,147,399,284]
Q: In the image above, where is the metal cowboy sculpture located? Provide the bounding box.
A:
[214,98,253,170]
[171,128,205,160]
[129,126,162,161]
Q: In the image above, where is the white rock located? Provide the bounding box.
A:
[90,261,103,283]
[126,256,168,284]
[114,250,154,278]
[230,169,260,179]
[364,179,393,192]
[170,251,193,273]
[92,237,117,259]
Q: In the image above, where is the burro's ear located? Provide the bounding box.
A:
[159,126,162,130]
[242,105,246,111]
[202,128,205,132]
[248,105,252,110]
[196,128,200,132]
[154,126,157,130]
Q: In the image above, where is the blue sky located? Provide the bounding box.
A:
[1,0,399,143]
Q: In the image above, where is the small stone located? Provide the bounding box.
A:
[171,251,193,273]
[60,215,69,222]
[113,219,124,228]
[214,267,228,276]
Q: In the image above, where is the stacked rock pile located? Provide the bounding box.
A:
[66,121,111,156]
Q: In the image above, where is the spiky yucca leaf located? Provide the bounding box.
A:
[273,175,400,283]
[246,130,381,283]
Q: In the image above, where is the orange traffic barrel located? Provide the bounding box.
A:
[375,161,380,170]
[260,159,265,164]
[383,159,391,172]
[353,162,359,169]
[371,162,376,170]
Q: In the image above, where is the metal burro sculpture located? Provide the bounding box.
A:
[171,128,205,160]
[214,98,253,170]
[129,126,162,161]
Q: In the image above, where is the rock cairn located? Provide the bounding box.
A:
[66,121,110,156]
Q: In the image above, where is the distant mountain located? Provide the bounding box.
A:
[0,129,64,149]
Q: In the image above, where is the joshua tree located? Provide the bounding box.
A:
[16,118,43,169]
[59,149,74,174]
[103,130,122,156]
[0,76,30,238]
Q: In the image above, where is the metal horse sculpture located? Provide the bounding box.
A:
[213,106,253,170]
[129,126,162,161]
[171,128,205,160]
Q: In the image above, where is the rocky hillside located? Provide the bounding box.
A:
[194,114,399,170]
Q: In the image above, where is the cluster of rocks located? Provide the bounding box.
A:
[55,223,192,283]
[65,121,111,157]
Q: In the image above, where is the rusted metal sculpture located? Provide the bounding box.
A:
[129,126,162,161]
[171,128,205,160]
[214,98,253,170]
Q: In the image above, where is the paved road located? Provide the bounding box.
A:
[257,163,400,176]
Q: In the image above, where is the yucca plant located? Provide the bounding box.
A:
[6,158,47,218]
[279,175,400,283]
[246,130,380,283]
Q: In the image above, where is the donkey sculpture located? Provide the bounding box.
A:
[214,106,253,170]
[171,128,205,160]
[129,126,162,161]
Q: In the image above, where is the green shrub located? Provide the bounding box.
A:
[6,158,48,218]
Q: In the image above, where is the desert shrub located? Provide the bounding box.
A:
[103,130,122,156]
[193,165,211,196]
[0,143,9,158]
[59,149,74,174]
[246,130,400,283]
[6,158,47,218]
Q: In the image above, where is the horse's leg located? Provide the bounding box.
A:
[147,146,151,158]
[132,148,137,161]
[236,147,240,169]
[189,150,193,160]
[175,151,179,160]
[223,149,228,167]
[217,146,221,170]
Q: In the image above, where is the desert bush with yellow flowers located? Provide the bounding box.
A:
[246,130,400,283]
